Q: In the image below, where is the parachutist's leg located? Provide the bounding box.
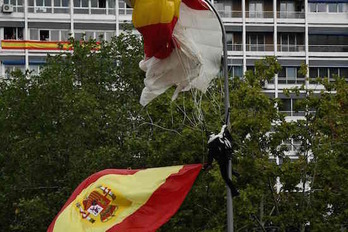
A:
[218,161,240,197]
[203,149,214,170]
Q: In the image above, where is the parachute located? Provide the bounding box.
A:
[129,0,223,106]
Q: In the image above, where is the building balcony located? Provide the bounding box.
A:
[26,6,119,15]
[246,44,274,52]
[217,10,242,18]
[309,45,348,53]
[277,11,305,19]
[278,77,305,85]
[246,11,273,19]
[227,44,242,51]
[278,44,305,52]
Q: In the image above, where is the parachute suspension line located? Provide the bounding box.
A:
[172,41,209,165]
[171,37,207,131]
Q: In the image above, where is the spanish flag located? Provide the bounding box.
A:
[1,40,72,50]
[48,164,202,232]
[130,0,222,106]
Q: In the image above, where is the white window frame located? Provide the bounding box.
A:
[248,34,265,51]
[249,0,264,17]
[280,33,297,52]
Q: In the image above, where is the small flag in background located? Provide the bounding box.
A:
[48,164,202,232]
[130,0,223,106]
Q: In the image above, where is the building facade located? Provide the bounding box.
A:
[1,0,347,119]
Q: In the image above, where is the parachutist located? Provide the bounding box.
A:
[204,125,240,197]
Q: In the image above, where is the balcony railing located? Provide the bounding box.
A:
[13,5,24,12]
[27,6,116,14]
[278,77,306,84]
[27,6,53,13]
[217,10,242,18]
[246,44,274,52]
[280,111,306,116]
[309,45,348,52]
[227,44,242,51]
[53,7,70,13]
[118,7,133,15]
[278,45,305,52]
[246,11,273,18]
[277,11,305,19]
[28,6,69,13]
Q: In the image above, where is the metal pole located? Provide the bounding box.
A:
[203,1,233,231]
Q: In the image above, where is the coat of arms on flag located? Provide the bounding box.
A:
[48,164,202,232]
[75,185,132,224]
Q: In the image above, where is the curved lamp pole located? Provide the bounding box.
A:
[203,1,233,232]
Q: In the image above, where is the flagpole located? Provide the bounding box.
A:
[203,1,233,232]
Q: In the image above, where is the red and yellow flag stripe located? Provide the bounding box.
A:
[1,40,72,50]
[48,164,202,232]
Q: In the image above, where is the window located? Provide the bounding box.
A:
[279,99,291,114]
[4,27,23,40]
[234,66,243,78]
[317,3,326,12]
[91,0,106,8]
[328,3,337,12]
[328,3,345,13]
[214,0,233,17]
[40,30,49,41]
[309,3,316,12]
[247,34,265,51]
[4,0,23,12]
[75,32,83,40]
[74,0,88,7]
[249,1,263,18]
[30,29,39,40]
[53,0,69,12]
[228,66,243,78]
[54,0,68,7]
[278,67,303,84]
[337,3,344,12]
[280,33,297,52]
[319,67,328,78]
[310,3,347,13]
[226,33,233,51]
[36,0,51,6]
[105,32,114,41]
[61,30,70,41]
[96,32,104,41]
[86,32,94,40]
[280,1,295,18]
[51,30,59,41]
[29,29,70,41]
[279,67,286,78]
[340,68,348,78]
[329,68,338,79]
[279,98,305,116]
[99,0,106,8]
[108,0,115,8]
[287,67,296,83]
[309,67,318,78]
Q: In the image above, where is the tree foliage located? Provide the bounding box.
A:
[0,33,347,232]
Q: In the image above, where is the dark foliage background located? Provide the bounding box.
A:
[0,33,347,232]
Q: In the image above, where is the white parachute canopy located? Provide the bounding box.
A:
[138,1,222,106]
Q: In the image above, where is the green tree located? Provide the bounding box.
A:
[0,31,347,232]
